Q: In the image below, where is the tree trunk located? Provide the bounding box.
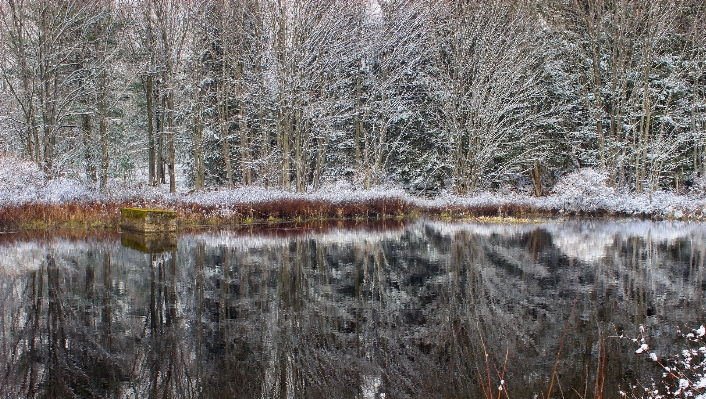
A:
[220,82,232,186]
[82,112,96,183]
[99,78,109,191]
[294,108,304,192]
[146,74,156,186]
[167,90,176,193]
[144,1,157,186]
[282,111,291,190]
[193,99,205,190]
[157,91,165,184]
[530,160,544,197]
[239,98,251,185]
[354,62,363,169]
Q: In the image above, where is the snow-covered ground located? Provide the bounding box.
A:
[1,157,705,220]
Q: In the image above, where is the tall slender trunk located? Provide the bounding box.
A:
[193,97,205,190]
[354,62,363,168]
[146,74,156,186]
[281,109,291,190]
[99,74,109,191]
[239,98,251,185]
[157,90,165,184]
[374,90,387,180]
[37,5,49,168]
[39,57,53,174]
[276,109,284,188]
[260,96,271,188]
[82,110,96,182]
[73,50,90,180]
[294,108,304,192]
[636,38,653,193]
[144,1,157,185]
[166,89,176,193]
[32,118,40,164]
[220,80,232,186]
[314,134,327,190]
[584,0,605,170]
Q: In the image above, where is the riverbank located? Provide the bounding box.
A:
[1,162,705,230]
[0,183,704,231]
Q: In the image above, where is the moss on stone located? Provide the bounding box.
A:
[120,207,176,220]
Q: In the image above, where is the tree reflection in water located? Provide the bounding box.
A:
[1,220,705,398]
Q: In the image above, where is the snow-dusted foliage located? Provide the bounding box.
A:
[625,325,706,399]
[692,175,706,198]
[0,157,45,205]
[3,156,706,222]
[551,168,616,212]
[0,0,703,196]
[0,157,100,205]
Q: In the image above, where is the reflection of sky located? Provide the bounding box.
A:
[425,219,706,264]
[0,240,110,277]
[0,241,47,276]
[184,226,406,251]
[543,220,706,263]
[543,225,615,263]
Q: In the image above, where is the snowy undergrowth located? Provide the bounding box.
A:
[0,158,705,219]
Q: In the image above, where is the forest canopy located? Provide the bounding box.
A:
[0,0,704,196]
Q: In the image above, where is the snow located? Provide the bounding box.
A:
[636,343,649,354]
[1,159,706,223]
[633,324,706,398]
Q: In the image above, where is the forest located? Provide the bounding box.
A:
[1,0,705,197]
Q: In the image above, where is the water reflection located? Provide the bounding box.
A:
[1,219,705,398]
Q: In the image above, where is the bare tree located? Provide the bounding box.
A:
[150,0,192,193]
[435,1,550,194]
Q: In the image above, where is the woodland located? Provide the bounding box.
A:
[1,0,705,197]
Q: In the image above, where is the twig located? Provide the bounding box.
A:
[547,291,579,399]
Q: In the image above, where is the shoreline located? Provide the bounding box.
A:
[0,193,700,232]
[2,166,704,231]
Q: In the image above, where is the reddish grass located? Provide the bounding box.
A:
[0,197,414,231]
[426,202,556,218]
[0,202,123,231]
[0,195,569,231]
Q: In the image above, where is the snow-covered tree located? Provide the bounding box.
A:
[545,0,706,193]
[0,0,704,195]
[433,1,556,194]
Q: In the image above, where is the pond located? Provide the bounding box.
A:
[1,219,705,398]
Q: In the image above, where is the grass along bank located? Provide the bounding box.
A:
[1,162,706,231]
[0,185,704,231]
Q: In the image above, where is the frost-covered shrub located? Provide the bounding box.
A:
[691,175,706,198]
[0,157,46,205]
[40,178,99,204]
[0,157,102,205]
[551,168,616,212]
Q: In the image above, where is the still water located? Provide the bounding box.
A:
[1,219,705,398]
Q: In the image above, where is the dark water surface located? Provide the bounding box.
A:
[1,219,706,398]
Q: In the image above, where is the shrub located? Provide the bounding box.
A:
[551,168,616,212]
